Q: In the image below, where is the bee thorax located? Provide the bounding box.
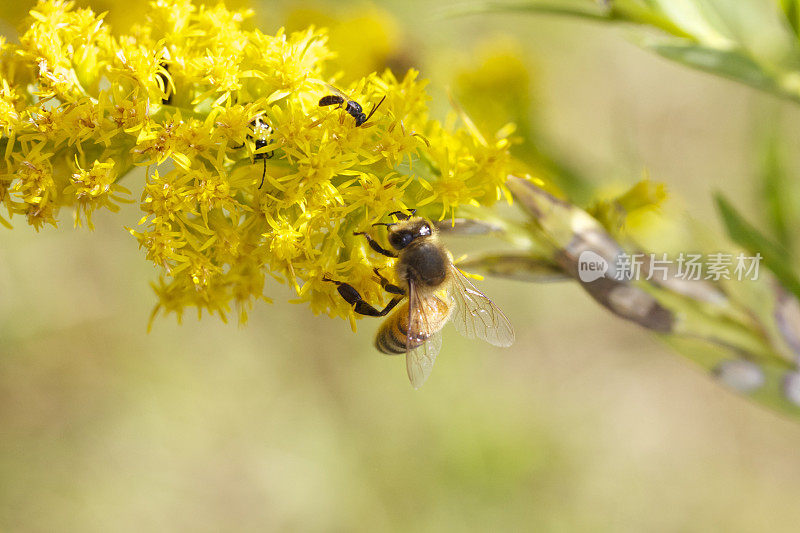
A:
[346,101,363,114]
[397,242,449,288]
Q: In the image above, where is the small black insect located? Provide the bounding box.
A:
[234,116,275,189]
[157,63,173,105]
[318,84,386,127]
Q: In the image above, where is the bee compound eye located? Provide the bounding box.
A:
[389,231,412,249]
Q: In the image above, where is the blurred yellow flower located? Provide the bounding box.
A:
[588,179,669,237]
[285,5,402,82]
[454,40,531,135]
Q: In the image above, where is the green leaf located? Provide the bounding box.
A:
[645,41,783,96]
[645,0,727,41]
[438,0,609,21]
[457,252,569,282]
[443,0,694,37]
[453,0,800,104]
[780,0,800,38]
[715,194,800,300]
[759,123,796,253]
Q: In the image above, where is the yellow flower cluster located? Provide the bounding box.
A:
[0,0,516,324]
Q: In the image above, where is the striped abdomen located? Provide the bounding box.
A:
[319,95,345,107]
[375,297,451,354]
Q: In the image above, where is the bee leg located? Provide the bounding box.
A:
[323,278,402,317]
[353,232,397,258]
[373,268,404,295]
[259,158,266,189]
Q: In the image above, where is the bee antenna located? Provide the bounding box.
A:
[363,95,387,124]
[259,159,266,189]
[388,209,416,220]
[372,222,395,227]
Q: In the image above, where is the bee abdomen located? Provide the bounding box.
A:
[319,95,344,107]
[375,326,405,354]
[376,319,405,354]
[375,313,425,354]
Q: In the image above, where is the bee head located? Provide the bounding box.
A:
[387,217,433,250]
[354,112,367,127]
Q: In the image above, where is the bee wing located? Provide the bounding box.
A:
[405,279,444,389]
[449,265,515,347]
[323,83,350,100]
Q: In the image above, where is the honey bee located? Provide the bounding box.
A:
[318,83,386,127]
[326,210,515,388]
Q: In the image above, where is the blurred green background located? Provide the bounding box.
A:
[3,1,800,531]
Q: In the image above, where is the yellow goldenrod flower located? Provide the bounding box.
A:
[68,157,131,228]
[1,0,519,325]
